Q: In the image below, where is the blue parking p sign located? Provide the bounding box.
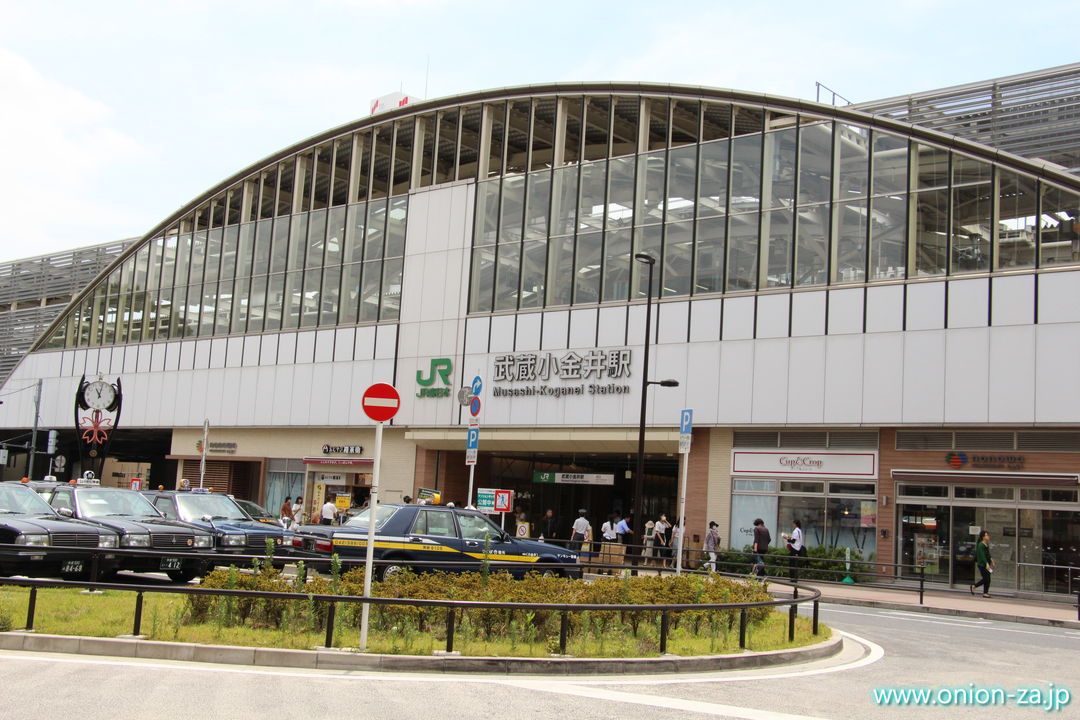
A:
[680,409,693,435]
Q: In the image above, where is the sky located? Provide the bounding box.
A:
[0,0,1076,263]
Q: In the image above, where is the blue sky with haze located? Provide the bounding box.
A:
[0,0,1074,262]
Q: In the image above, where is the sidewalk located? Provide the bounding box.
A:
[778,580,1080,629]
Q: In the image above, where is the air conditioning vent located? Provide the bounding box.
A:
[733,431,779,448]
[828,431,879,449]
[954,431,1014,450]
[896,431,953,450]
[780,431,828,448]
[1017,432,1080,451]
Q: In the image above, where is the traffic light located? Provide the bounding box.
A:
[46,430,58,454]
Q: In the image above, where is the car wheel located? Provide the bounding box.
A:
[378,562,406,581]
[540,560,561,578]
[167,570,198,583]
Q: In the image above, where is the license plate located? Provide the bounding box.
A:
[160,557,182,571]
[61,560,83,574]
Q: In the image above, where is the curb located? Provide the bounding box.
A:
[813,596,1080,630]
[0,631,842,675]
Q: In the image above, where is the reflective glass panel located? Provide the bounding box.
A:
[795,205,829,287]
[220,225,238,281]
[1039,183,1080,267]
[260,274,280,331]
[231,276,249,333]
[312,145,332,210]
[726,212,759,291]
[458,105,482,182]
[662,221,692,296]
[468,246,495,313]
[632,224,663,298]
[666,145,697,222]
[307,209,327,268]
[997,170,1037,269]
[365,200,387,261]
[578,161,607,231]
[546,236,574,306]
[270,217,290,274]
[798,122,832,205]
[494,243,521,311]
[287,214,307,272]
[499,175,525,242]
[320,265,341,326]
[913,189,949,276]
[730,134,762,213]
[764,128,796,209]
[835,199,867,283]
[584,96,610,161]
[345,202,366,263]
[381,257,402,321]
[648,98,668,151]
[519,239,547,309]
[701,102,731,142]
[326,206,346,266]
[574,231,602,303]
[951,183,992,273]
[606,156,635,229]
[694,216,725,294]
[953,154,992,186]
[610,96,638,157]
[486,103,505,177]
[761,208,793,287]
[531,98,556,171]
[550,165,579,237]
[698,139,729,218]
[332,137,352,207]
[392,118,414,195]
[505,101,530,175]
[359,262,381,321]
[282,271,302,329]
[602,228,632,302]
[340,263,362,324]
[670,100,699,147]
[236,224,254,279]
[385,197,407,258]
[869,194,907,280]
[562,96,582,165]
[371,125,392,199]
[524,171,551,240]
[354,131,371,202]
[278,160,295,216]
[836,124,869,199]
[636,151,665,225]
[914,143,949,190]
[474,178,500,245]
[871,131,908,196]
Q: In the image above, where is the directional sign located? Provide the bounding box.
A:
[469,396,482,417]
[465,423,479,465]
[679,408,693,454]
[471,376,483,396]
[361,383,401,422]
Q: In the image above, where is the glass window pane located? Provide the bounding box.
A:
[997,170,1037,270]
[519,239,547,310]
[287,214,307,272]
[914,143,949,190]
[562,96,582,165]
[1039,183,1080,267]
[306,209,327,268]
[199,284,216,336]
[215,281,231,335]
[798,122,832,205]
[648,98,668,152]
[458,105,482,181]
[726,213,759,291]
[730,134,762,213]
[665,145,696,223]
[371,125,392,199]
[795,205,829,287]
[836,124,869,199]
[694,216,725,294]
[220,225,238,281]
[578,161,607,231]
[662,221,692,296]
[282,271,302,329]
[531,98,556,171]
[340,263,362,324]
[169,286,186,338]
[636,151,665,225]
[300,269,321,327]
[632,224,662,298]
[524,171,551,240]
[365,200,387,261]
[872,131,908,196]
[545,236,574,306]
[698,139,729,219]
[469,246,495,313]
[260,274,280,331]
[951,183,992,273]
[913,189,949,277]
[385,197,407,258]
[392,118,414,195]
[486,103,504,178]
[417,114,436,187]
[312,145,332,210]
[231,276,249,333]
[606,156,635,229]
[778,495,825,549]
[320,265,341,326]
[602,228,632,302]
[764,128,796,210]
[574,231,602,304]
[670,99,699,147]
[380,257,403,321]
[761,208,793,288]
[835,199,867,283]
[354,131,372,202]
[474,178,500,245]
[326,206,346,266]
[869,194,907,280]
[204,229,222,284]
[494,243,521,311]
[252,220,272,275]
[610,96,638,157]
[189,231,207,287]
[584,96,611,161]
[499,175,525,242]
[732,106,764,136]
[550,165,579,237]
[260,167,278,219]
[235,224,254,279]
[505,102,529,175]
[332,137,351,207]
[701,102,731,142]
[345,202,366,263]
[278,160,295,216]
[826,497,876,553]
[953,154,992,186]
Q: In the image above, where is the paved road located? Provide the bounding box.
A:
[1,603,1077,719]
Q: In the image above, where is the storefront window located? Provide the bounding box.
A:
[900,503,950,582]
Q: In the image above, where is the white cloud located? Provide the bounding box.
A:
[0,48,145,260]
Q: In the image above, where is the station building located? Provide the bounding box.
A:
[2,67,1080,596]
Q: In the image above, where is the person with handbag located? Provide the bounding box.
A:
[781,519,806,582]
[751,518,771,578]
[704,521,721,572]
[971,530,995,598]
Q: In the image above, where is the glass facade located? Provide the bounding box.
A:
[39,90,1080,350]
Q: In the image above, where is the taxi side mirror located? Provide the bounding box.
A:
[201,515,213,523]
[57,507,74,518]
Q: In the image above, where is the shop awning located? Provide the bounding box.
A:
[891,469,1079,486]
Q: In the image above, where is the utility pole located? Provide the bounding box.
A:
[26,379,42,479]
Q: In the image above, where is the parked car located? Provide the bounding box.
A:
[291,503,579,579]
[0,482,119,579]
[140,488,289,563]
[234,499,280,526]
[38,482,214,582]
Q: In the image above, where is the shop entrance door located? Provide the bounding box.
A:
[899,504,950,582]
[951,506,1016,590]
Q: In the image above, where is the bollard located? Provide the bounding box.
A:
[1076,589,1079,622]
[132,592,144,636]
[812,600,819,635]
[324,602,336,649]
[738,607,747,649]
[559,610,569,655]
[659,610,670,654]
[26,587,37,631]
[446,608,456,653]
[788,603,796,642]
[919,565,925,605]
[89,553,100,582]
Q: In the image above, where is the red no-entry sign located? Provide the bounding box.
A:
[361,383,401,422]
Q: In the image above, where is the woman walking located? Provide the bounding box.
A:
[704,521,720,572]
[971,530,995,598]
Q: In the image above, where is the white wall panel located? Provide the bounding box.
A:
[944,328,989,422]
[123,346,137,373]
[38,352,61,378]
[124,373,147,426]
[164,343,180,372]
[219,368,241,426]
[515,313,542,351]
[194,340,211,369]
[991,275,1034,326]
[111,347,125,374]
[716,340,754,423]
[751,339,789,424]
[902,331,946,423]
[755,295,789,339]
[988,325,1035,423]
[862,333,904,424]
[135,344,152,374]
[60,351,74,377]
[489,315,516,352]
[242,335,264,369]
[906,282,945,330]
[541,310,569,350]
[506,385,539,427]
[206,339,225,369]
[158,371,178,426]
[294,331,316,364]
[597,306,627,347]
[306,364,331,426]
[721,297,754,340]
[689,299,722,342]
[787,337,825,424]
[827,288,863,334]
[657,302,689,344]
[269,366,292,425]
[179,342,196,370]
[333,328,355,362]
[72,349,88,376]
[685,343,721,423]
[280,333,299,364]
[947,278,988,329]
[326,363,354,426]
[224,337,243,368]
[823,335,864,424]
[865,285,904,333]
[464,317,489,354]
[314,329,335,363]
[236,366,258,426]
[252,366,276,425]
[346,362,376,426]
[354,326,376,360]
[649,344,689,424]
[259,334,279,365]
[84,348,99,375]
[570,308,599,348]
[1035,323,1080,422]
[1037,271,1080,324]
[185,370,208,426]
[791,292,826,337]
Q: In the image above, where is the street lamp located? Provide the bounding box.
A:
[632,252,679,546]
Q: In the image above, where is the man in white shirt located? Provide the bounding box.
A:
[569,509,590,552]
[321,497,337,526]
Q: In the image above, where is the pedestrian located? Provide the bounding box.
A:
[279,495,293,528]
[403,495,413,505]
[289,497,304,531]
[569,508,590,552]
[321,496,336,525]
[540,508,558,539]
[615,513,633,545]
[671,519,683,568]
[654,513,671,568]
[782,519,806,582]
[752,518,771,578]
[704,521,721,572]
[971,530,995,598]
[600,514,619,542]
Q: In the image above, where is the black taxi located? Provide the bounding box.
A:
[291,503,579,579]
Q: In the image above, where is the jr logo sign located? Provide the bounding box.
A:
[416,358,453,398]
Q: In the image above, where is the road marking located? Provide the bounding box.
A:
[822,606,1079,640]
[878,610,990,624]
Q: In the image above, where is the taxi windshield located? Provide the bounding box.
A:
[342,505,397,529]
[0,484,56,515]
[176,494,249,522]
[78,489,161,518]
